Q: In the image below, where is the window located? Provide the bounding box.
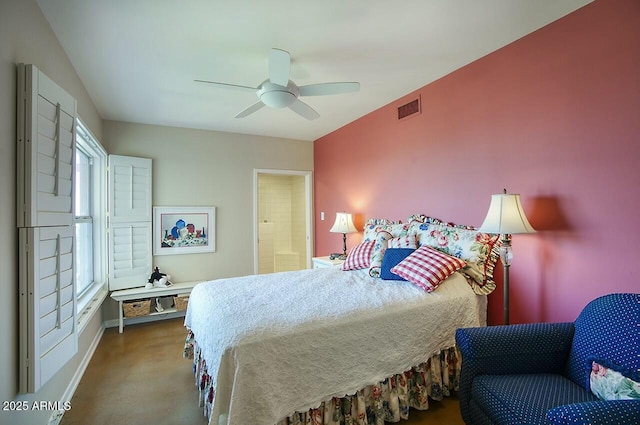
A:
[74,120,108,328]
[75,148,94,296]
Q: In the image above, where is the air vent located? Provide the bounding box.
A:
[397,97,421,120]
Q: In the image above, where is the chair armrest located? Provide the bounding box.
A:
[456,322,575,375]
[545,400,640,425]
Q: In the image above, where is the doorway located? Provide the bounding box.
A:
[253,169,312,274]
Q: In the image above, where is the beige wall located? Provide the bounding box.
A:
[101,121,313,320]
[0,1,104,424]
[1,1,313,422]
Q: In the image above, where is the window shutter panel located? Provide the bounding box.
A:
[108,155,152,290]
[17,64,76,228]
[109,155,152,223]
[19,226,77,393]
[17,64,78,394]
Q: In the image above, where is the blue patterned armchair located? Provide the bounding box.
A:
[455,293,640,425]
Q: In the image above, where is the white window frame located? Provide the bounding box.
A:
[75,147,94,296]
[74,119,108,332]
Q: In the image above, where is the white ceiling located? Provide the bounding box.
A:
[37,0,591,142]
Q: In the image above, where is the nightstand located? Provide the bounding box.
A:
[312,256,345,269]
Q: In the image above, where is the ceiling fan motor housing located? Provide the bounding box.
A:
[258,81,299,108]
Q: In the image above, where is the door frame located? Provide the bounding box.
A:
[253,169,313,274]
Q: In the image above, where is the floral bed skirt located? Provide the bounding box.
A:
[184,331,461,425]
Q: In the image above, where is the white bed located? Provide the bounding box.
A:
[184,265,487,425]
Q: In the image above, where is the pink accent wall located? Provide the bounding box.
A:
[314,0,640,325]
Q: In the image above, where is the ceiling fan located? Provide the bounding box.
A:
[195,48,360,120]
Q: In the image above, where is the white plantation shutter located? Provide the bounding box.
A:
[17,64,76,228]
[17,64,78,393]
[19,226,77,393]
[109,155,152,223]
[108,222,152,290]
[108,155,152,290]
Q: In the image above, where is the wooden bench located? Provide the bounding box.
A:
[110,281,201,333]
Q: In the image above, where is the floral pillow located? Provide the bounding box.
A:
[362,221,408,242]
[590,361,640,401]
[361,223,412,278]
[407,214,436,224]
[408,217,500,295]
[368,231,393,278]
[363,218,402,226]
[390,245,466,292]
[341,241,375,271]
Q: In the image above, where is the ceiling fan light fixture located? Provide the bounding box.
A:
[260,90,297,108]
[258,81,298,108]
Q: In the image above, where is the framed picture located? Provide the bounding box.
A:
[153,206,216,255]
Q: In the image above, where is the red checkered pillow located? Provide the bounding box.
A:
[390,246,466,292]
[342,241,375,271]
[388,235,417,249]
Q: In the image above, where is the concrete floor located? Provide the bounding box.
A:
[60,318,207,425]
[60,318,464,425]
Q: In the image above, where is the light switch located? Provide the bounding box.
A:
[321,212,324,220]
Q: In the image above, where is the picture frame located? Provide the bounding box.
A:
[153,206,216,255]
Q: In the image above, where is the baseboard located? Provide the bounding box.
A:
[48,323,105,425]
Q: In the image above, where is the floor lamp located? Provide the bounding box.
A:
[478,190,536,325]
[329,212,358,260]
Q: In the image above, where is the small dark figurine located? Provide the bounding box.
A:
[146,266,172,289]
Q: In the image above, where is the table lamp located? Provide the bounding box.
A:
[329,212,358,260]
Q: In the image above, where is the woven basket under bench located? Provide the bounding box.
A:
[122,299,151,317]
[173,295,189,311]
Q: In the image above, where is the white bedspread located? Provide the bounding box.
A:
[184,266,486,425]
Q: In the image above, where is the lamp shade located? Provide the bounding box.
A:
[478,193,536,235]
[329,212,358,234]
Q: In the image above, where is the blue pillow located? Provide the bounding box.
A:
[380,248,415,280]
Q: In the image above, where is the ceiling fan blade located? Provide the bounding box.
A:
[269,48,291,87]
[299,82,360,97]
[235,101,265,118]
[195,79,257,93]
[289,99,319,120]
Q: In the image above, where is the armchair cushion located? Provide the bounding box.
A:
[472,374,598,425]
[456,323,576,424]
[546,400,640,425]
